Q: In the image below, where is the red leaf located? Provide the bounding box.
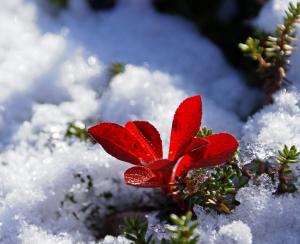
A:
[147,159,173,171]
[182,137,209,154]
[88,123,155,165]
[125,121,163,160]
[168,96,202,161]
[172,133,239,178]
[197,133,239,166]
[124,166,162,187]
[148,159,175,188]
[171,155,195,182]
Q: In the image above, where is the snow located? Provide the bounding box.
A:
[101,65,243,150]
[0,0,300,243]
[247,0,300,159]
[192,174,300,244]
[242,90,300,160]
[18,223,74,244]
[255,0,300,32]
[216,221,252,244]
[100,236,130,244]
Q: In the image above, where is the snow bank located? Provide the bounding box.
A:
[192,173,300,244]
[148,3,300,237]
[242,90,300,160]
[59,0,257,117]
[1,0,300,243]
[101,64,243,150]
[18,223,74,244]
[0,0,250,243]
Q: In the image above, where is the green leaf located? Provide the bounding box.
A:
[166,212,200,243]
[108,62,125,79]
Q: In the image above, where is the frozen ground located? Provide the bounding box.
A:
[0,0,300,243]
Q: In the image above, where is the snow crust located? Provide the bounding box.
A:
[194,174,300,244]
[0,0,299,243]
[242,90,300,160]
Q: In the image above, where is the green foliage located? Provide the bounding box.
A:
[196,127,213,138]
[276,145,300,193]
[121,212,199,244]
[278,145,300,166]
[65,122,91,142]
[239,37,264,61]
[175,164,240,214]
[163,211,199,244]
[209,166,237,194]
[121,217,154,244]
[241,2,300,62]
[49,0,68,9]
[236,145,300,194]
[108,62,125,79]
[240,2,300,103]
[226,151,251,188]
[173,145,300,213]
[194,166,238,214]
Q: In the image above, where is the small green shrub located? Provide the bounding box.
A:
[240,3,300,103]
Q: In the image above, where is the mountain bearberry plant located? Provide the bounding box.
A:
[88,95,239,208]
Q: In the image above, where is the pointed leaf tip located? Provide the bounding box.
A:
[168,95,202,161]
[125,121,163,160]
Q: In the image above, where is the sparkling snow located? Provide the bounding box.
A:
[0,0,300,243]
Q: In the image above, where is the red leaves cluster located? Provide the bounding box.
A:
[88,96,238,194]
